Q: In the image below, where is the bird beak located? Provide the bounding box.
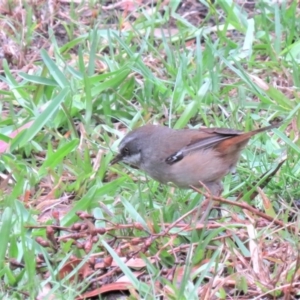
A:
[110,154,122,165]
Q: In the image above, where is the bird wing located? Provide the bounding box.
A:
[165,124,278,165]
[165,128,243,165]
[184,128,244,151]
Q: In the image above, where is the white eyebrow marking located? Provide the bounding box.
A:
[119,133,136,149]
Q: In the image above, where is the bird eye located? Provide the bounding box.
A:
[122,147,130,155]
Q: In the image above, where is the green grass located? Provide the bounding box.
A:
[0,0,300,299]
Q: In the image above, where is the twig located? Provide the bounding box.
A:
[191,186,298,234]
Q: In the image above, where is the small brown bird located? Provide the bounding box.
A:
[111,123,279,195]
